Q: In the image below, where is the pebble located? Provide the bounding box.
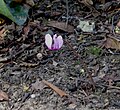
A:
[68,103,77,109]
[30,94,36,98]
[37,53,43,60]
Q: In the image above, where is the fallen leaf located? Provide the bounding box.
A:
[42,80,67,97]
[47,21,74,33]
[104,36,120,50]
[77,20,95,32]
[0,90,8,101]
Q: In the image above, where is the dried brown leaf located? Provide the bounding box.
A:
[104,36,120,50]
[0,90,8,101]
[42,80,68,97]
[47,21,74,33]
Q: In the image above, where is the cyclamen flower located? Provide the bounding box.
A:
[45,34,63,50]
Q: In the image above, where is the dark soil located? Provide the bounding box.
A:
[0,0,120,110]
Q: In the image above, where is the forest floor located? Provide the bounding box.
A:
[0,0,120,110]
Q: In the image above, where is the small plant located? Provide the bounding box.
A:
[87,46,102,56]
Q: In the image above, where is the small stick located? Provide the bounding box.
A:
[112,15,116,36]
[65,0,69,28]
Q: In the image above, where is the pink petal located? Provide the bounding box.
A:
[53,34,57,41]
[53,35,63,50]
[45,34,52,49]
[53,34,59,50]
[57,35,63,48]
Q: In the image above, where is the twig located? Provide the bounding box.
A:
[65,0,69,28]
[102,84,120,90]
[112,15,116,36]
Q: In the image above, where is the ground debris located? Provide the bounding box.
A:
[19,62,39,67]
[42,80,68,97]
[47,21,74,33]
[0,0,120,109]
[104,35,120,50]
[0,90,8,101]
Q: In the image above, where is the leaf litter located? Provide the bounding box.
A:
[0,0,120,109]
[42,80,68,97]
[104,35,120,50]
[47,21,74,33]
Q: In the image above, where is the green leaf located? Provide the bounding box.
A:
[9,4,29,25]
[0,0,16,23]
[0,0,29,25]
